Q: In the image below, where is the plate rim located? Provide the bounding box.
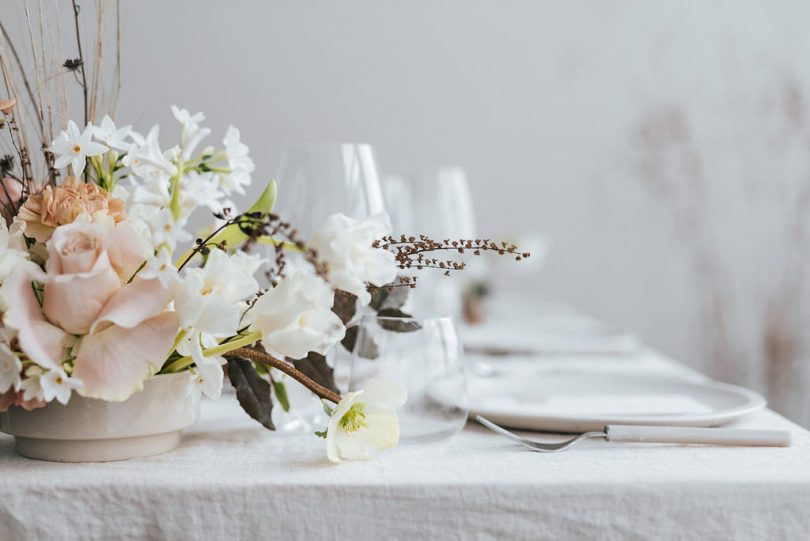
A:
[463,373,767,431]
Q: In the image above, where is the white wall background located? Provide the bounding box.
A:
[5,1,810,418]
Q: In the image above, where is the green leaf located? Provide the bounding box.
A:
[247,178,277,215]
[290,352,339,394]
[377,308,422,332]
[226,357,275,430]
[274,379,290,412]
[322,400,334,416]
[314,429,328,439]
[174,179,277,266]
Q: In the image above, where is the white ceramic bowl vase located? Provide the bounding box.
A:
[0,372,199,462]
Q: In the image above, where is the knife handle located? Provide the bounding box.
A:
[605,425,792,447]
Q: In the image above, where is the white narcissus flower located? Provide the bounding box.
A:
[123,126,177,177]
[39,369,82,405]
[171,105,205,134]
[19,366,45,402]
[325,378,407,463]
[90,115,132,151]
[49,120,109,176]
[246,272,345,360]
[310,212,397,305]
[219,126,254,195]
[0,343,22,393]
[138,247,178,288]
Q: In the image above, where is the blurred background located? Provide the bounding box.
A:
[4,1,810,424]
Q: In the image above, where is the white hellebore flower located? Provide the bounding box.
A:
[174,249,261,337]
[0,343,22,393]
[90,115,132,151]
[326,378,407,463]
[310,212,397,305]
[246,272,345,359]
[50,120,108,176]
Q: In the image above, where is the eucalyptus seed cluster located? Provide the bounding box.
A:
[373,235,530,276]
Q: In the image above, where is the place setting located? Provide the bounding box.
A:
[1,2,809,540]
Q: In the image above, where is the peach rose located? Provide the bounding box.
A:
[18,177,127,243]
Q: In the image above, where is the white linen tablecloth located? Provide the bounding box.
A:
[2,301,810,540]
[2,354,810,540]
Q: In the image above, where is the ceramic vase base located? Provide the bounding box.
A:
[13,430,182,463]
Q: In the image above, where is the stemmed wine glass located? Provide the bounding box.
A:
[269,143,387,433]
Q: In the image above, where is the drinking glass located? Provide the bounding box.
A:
[273,143,386,238]
[338,315,468,443]
[268,143,386,434]
[407,166,479,318]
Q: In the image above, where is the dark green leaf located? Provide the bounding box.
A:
[274,379,290,412]
[290,352,339,394]
[332,290,358,325]
[369,282,411,311]
[377,308,422,332]
[314,429,328,439]
[226,357,275,430]
[342,325,380,359]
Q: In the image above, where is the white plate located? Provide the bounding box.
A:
[458,370,766,433]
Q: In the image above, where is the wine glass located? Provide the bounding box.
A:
[268,143,387,434]
[407,166,480,318]
[341,315,468,443]
[273,143,386,237]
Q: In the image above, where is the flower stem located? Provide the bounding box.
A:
[161,331,262,373]
[228,347,342,404]
[169,162,184,220]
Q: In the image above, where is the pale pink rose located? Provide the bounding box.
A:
[18,177,127,243]
[0,389,46,413]
[2,219,180,402]
[43,220,150,334]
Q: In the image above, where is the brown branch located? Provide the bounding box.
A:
[227,347,342,404]
[71,0,88,127]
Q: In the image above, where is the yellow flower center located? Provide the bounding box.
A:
[72,144,81,153]
[339,403,368,433]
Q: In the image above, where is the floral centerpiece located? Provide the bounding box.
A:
[0,3,527,463]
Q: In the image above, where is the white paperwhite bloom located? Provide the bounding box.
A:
[39,369,82,405]
[138,246,178,288]
[310,212,397,305]
[123,126,177,177]
[246,271,345,359]
[50,120,108,176]
[182,171,226,213]
[0,343,22,393]
[178,332,224,399]
[325,378,406,463]
[142,208,192,251]
[219,126,254,195]
[0,220,35,284]
[19,366,45,402]
[90,115,132,151]
[171,106,205,134]
[174,249,260,337]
